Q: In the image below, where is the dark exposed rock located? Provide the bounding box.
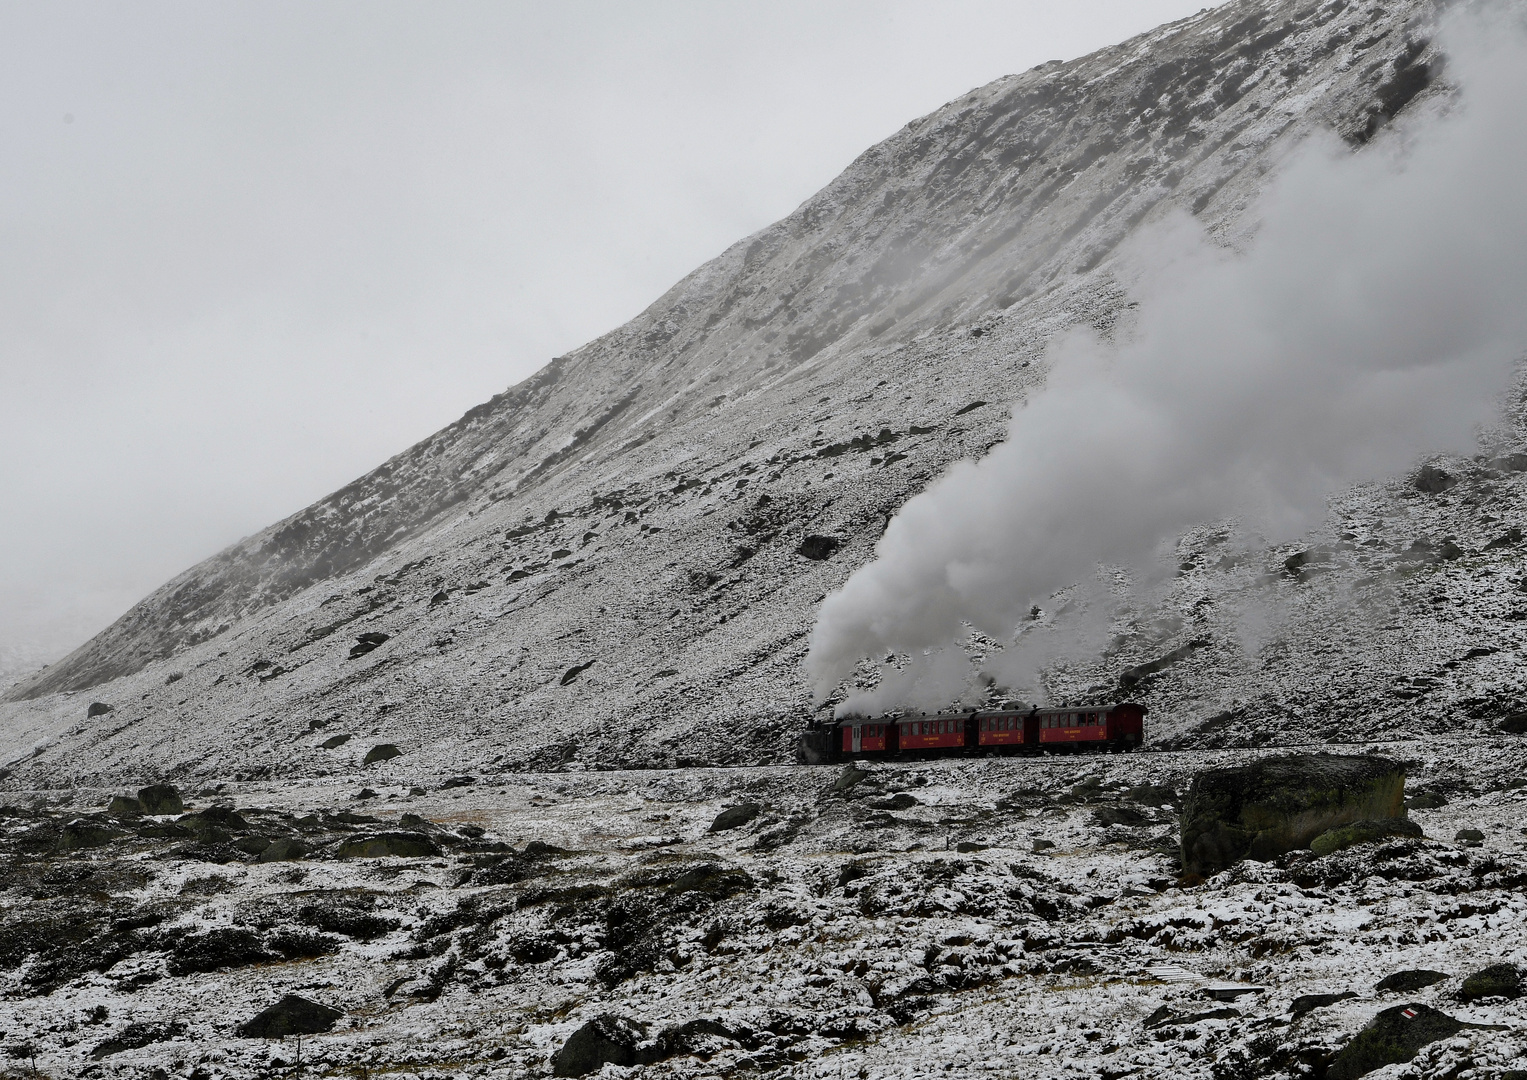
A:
[90,1021,186,1059]
[363,743,402,764]
[709,803,763,832]
[560,660,595,686]
[336,831,440,859]
[430,590,449,605]
[1093,804,1149,828]
[1032,839,1056,852]
[237,994,343,1038]
[1327,1004,1467,1080]
[1454,827,1485,846]
[166,927,272,975]
[60,819,122,851]
[1376,970,1448,994]
[797,535,842,560]
[321,733,352,749]
[1458,963,1520,1001]
[440,775,476,789]
[1310,817,1422,856]
[1404,790,1448,809]
[86,702,114,718]
[349,632,390,658]
[106,796,142,818]
[552,1014,647,1076]
[1119,639,1206,689]
[1499,713,1527,735]
[1290,991,1357,1018]
[866,793,920,811]
[1413,464,1456,493]
[1179,754,1407,877]
[259,837,306,863]
[138,784,184,815]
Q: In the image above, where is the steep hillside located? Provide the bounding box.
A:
[1,0,1482,787]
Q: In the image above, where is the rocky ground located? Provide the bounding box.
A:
[2,740,1525,1079]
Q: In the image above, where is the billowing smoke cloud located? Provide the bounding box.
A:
[807,11,1527,710]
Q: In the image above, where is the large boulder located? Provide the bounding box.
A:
[1179,754,1407,877]
[336,831,440,859]
[237,994,343,1038]
[137,784,184,815]
[1327,1004,1465,1080]
[552,1015,646,1077]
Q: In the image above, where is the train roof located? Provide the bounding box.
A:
[836,701,1147,726]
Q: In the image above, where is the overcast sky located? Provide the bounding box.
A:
[0,0,1214,674]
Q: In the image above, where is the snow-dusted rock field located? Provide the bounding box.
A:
[2,741,1525,1079]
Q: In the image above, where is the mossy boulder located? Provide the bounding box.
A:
[1327,1004,1465,1080]
[336,831,440,859]
[1458,963,1521,1001]
[137,784,183,815]
[1376,969,1448,994]
[259,837,307,863]
[106,795,142,818]
[1311,817,1422,856]
[1179,754,1407,877]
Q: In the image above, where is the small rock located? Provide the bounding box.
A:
[709,803,763,832]
[259,837,307,863]
[1376,970,1448,994]
[560,660,595,686]
[1326,1004,1467,1080]
[430,590,449,605]
[408,786,426,796]
[321,733,352,749]
[797,535,843,560]
[137,784,184,815]
[1032,839,1056,853]
[440,775,476,790]
[833,765,869,792]
[552,1015,646,1077]
[1290,991,1357,1018]
[866,793,920,811]
[1454,827,1485,846]
[955,841,989,853]
[349,632,390,659]
[234,836,272,856]
[336,831,441,859]
[356,788,379,800]
[1405,790,1448,809]
[106,795,142,817]
[236,994,342,1038]
[363,744,402,765]
[86,702,114,718]
[1458,963,1521,1001]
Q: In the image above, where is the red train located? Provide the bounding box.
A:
[798,702,1146,763]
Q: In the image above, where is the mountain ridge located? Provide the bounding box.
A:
[2,0,1479,787]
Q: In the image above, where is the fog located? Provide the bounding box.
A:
[0,1,1214,679]
[807,11,1527,711]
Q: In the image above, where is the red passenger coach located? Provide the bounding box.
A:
[974,708,1036,751]
[839,719,895,757]
[897,712,974,754]
[1035,702,1146,751]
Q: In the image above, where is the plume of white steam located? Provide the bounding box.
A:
[807,12,1527,710]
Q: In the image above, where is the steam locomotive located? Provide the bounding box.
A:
[794,702,1147,764]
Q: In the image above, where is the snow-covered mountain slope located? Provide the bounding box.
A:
[2,0,1493,786]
